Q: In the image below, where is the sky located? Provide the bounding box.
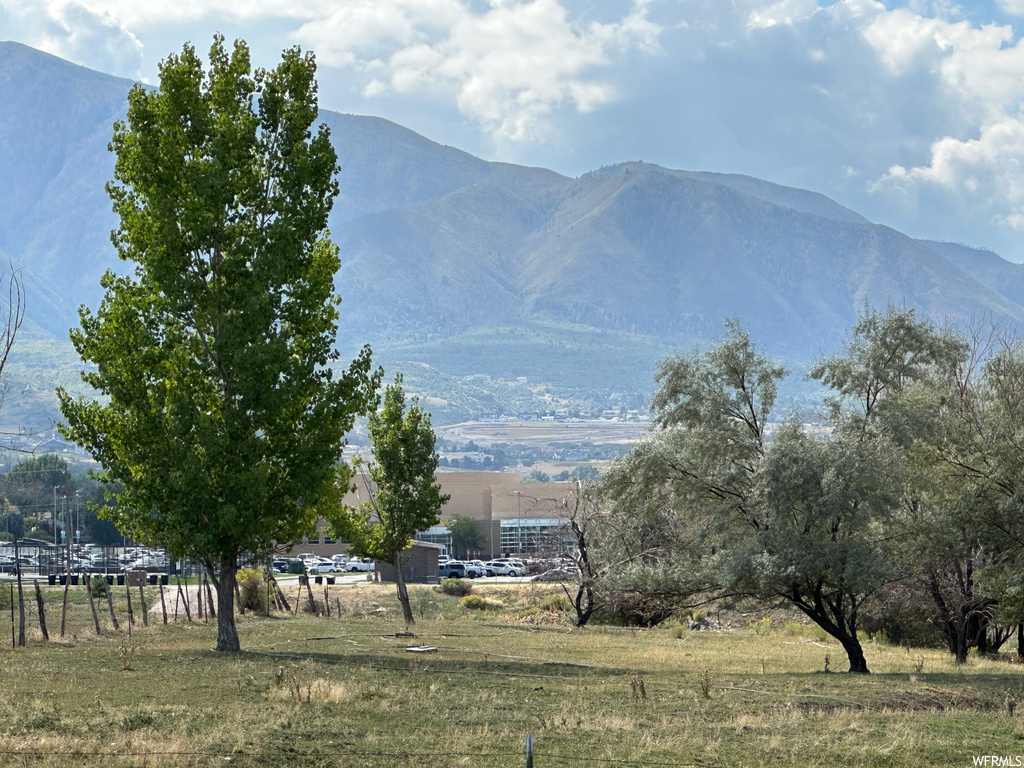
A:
[6,0,1024,259]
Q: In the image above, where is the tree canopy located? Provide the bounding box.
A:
[447,514,481,558]
[57,37,379,651]
[601,310,969,673]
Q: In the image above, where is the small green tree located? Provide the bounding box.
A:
[332,376,449,627]
[447,514,481,558]
[57,37,379,651]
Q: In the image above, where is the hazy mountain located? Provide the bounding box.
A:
[4,41,1024,423]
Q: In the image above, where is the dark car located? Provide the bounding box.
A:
[439,561,467,579]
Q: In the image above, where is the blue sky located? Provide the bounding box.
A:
[7,0,1024,259]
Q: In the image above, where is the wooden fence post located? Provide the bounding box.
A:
[176,577,191,622]
[60,561,71,639]
[205,578,216,619]
[124,581,133,635]
[158,581,167,625]
[86,578,101,635]
[138,582,148,627]
[33,581,48,641]
[106,581,119,631]
[197,573,204,621]
[15,539,25,647]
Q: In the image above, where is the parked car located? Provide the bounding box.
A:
[439,561,467,579]
[485,560,523,577]
[465,560,492,578]
[307,558,342,574]
[272,557,291,573]
[347,557,374,573]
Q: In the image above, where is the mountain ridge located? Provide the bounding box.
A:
[2,41,1024,424]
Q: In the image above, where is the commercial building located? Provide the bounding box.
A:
[300,472,577,560]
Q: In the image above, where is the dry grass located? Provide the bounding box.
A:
[0,581,1021,766]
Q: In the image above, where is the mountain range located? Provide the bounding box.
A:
[3,40,1024,425]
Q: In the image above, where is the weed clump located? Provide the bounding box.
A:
[461,594,490,611]
[236,567,269,613]
[538,593,569,612]
[747,616,772,636]
[437,578,472,597]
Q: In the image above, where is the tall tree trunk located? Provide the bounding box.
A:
[794,590,870,674]
[213,553,240,651]
[569,582,595,628]
[838,633,869,674]
[394,552,414,628]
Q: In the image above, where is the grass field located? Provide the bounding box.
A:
[0,580,1021,767]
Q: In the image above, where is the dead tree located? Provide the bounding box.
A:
[557,481,603,628]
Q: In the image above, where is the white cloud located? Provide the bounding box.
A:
[860,7,1024,110]
[996,0,1024,16]
[296,0,661,142]
[746,0,818,30]
[844,2,1024,233]
[2,0,143,79]
[2,0,661,145]
[878,116,1024,229]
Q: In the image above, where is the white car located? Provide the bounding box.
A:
[307,559,342,574]
[485,560,524,577]
[465,560,492,578]
[347,557,374,572]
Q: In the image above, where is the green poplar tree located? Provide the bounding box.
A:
[57,37,379,651]
[332,376,449,627]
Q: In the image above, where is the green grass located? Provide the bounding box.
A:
[0,582,1020,766]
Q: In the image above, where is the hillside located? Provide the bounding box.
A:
[3,41,1024,425]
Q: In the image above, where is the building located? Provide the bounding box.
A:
[297,472,578,560]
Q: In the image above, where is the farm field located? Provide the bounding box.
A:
[437,420,651,450]
[0,580,1020,767]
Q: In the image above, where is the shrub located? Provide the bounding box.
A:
[783,621,803,636]
[461,594,489,610]
[747,617,772,636]
[539,593,569,613]
[436,578,472,597]
[671,624,688,639]
[236,568,268,613]
[808,624,829,642]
